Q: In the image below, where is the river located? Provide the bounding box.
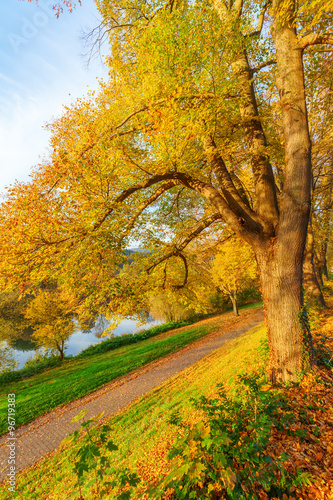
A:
[10,316,160,369]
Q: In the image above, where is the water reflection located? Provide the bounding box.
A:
[12,338,36,352]
[10,315,159,369]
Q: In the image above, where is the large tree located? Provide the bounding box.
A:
[2,0,333,383]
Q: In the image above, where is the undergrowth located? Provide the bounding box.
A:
[65,352,315,499]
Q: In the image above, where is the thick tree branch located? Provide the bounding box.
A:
[92,173,182,232]
[230,52,279,228]
[202,135,262,226]
[233,0,243,19]
[297,33,333,50]
[229,171,251,207]
[247,1,271,38]
[212,1,279,229]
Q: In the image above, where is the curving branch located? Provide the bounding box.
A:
[251,59,276,75]
[116,180,180,246]
[247,1,271,38]
[146,212,222,274]
[110,92,232,137]
[92,173,182,232]
[297,33,333,50]
[82,19,134,64]
[172,253,189,289]
[53,91,235,181]
[92,169,263,243]
[163,187,185,218]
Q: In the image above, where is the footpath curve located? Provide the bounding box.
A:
[0,309,263,482]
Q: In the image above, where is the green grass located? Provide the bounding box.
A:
[3,321,267,499]
[0,324,215,435]
[0,320,192,384]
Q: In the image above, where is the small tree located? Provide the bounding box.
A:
[211,238,258,316]
[24,289,77,360]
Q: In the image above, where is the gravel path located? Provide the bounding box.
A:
[0,309,263,483]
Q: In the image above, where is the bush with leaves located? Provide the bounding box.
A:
[147,373,311,499]
[64,410,140,500]
[0,354,62,384]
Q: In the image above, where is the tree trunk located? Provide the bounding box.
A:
[256,1,313,384]
[229,291,239,316]
[210,0,313,384]
[56,340,64,360]
[256,244,313,385]
[303,225,326,307]
[316,241,329,285]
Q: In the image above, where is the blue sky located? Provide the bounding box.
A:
[0,0,108,194]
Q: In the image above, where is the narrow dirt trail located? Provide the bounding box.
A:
[0,308,263,482]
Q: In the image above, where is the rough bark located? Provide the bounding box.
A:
[256,242,312,384]
[231,52,279,229]
[254,1,313,383]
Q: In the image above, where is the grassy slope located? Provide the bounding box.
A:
[3,320,267,499]
[0,303,261,435]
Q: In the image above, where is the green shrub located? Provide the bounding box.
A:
[0,354,62,384]
[77,320,191,358]
[24,349,56,368]
[64,411,140,500]
[66,372,312,499]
